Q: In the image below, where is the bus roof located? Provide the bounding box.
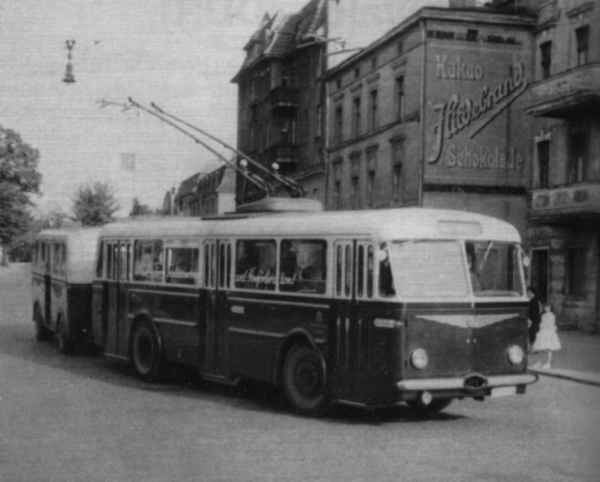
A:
[99,208,521,243]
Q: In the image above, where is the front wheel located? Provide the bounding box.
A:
[130,321,164,381]
[282,345,329,415]
[407,398,452,416]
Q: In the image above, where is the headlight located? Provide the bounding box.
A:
[410,348,428,369]
[507,345,524,365]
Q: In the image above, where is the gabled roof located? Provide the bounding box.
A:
[232,0,326,82]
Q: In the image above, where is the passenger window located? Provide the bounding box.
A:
[111,244,119,280]
[356,242,375,299]
[280,239,327,294]
[334,241,353,298]
[218,242,232,288]
[133,240,164,282]
[166,247,199,285]
[52,243,65,276]
[96,242,104,278]
[378,242,396,296]
[119,243,131,281]
[235,239,276,290]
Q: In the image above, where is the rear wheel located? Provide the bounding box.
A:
[130,321,164,381]
[407,398,452,416]
[282,344,328,415]
[33,304,51,341]
[55,317,74,354]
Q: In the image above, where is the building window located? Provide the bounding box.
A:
[369,89,378,132]
[354,67,360,79]
[540,41,552,79]
[568,123,589,184]
[367,169,375,207]
[466,29,479,42]
[537,140,550,188]
[351,175,360,210]
[316,104,322,138]
[370,56,377,71]
[395,76,404,121]
[397,39,404,56]
[334,104,343,145]
[566,247,586,297]
[352,96,361,138]
[392,164,402,201]
[336,78,342,89]
[576,25,589,66]
[391,139,404,202]
[334,180,342,209]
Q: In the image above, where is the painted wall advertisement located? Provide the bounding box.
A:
[425,44,531,187]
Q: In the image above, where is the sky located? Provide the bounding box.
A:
[0,0,308,216]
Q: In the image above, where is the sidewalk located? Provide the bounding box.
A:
[528,330,600,387]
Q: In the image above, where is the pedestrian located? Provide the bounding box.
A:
[531,303,562,369]
[527,286,541,348]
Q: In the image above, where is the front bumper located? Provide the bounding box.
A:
[396,373,538,391]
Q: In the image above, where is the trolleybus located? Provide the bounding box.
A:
[32,227,101,353]
[88,204,536,414]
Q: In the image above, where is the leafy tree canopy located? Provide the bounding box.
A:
[129,197,153,217]
[0,126,41,246]
[72,182,119,226]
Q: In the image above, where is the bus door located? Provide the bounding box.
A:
[104,242,122,356]
[116,241,132,357]
[331,240,356,399]
[215,240,232,375]
[202,239,219,374]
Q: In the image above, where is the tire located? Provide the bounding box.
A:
[56,317,74,354]
[33,304,51,341]
[130,321,164,382]
[407,398,452,416]
[282,344,329,415]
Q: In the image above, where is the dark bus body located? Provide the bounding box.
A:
[90,208,536,414]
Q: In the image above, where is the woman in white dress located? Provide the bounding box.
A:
[532,303,562,369]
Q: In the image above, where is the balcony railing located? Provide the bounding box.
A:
[530,181,600,221]
[527,63,600,117]
[269,86,299,111]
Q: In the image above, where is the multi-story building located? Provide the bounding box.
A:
[325,4,536,238]
[232,0,327,204]
[526,0,599,331]
[174,166,235,217]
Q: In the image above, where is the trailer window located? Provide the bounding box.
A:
[235,239,276,290]
[133,240,164,282]
[52,243,66,277]
[280,239,327,294]
[166,247,199,285]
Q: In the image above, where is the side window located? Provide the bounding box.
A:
[280,239,327,294]
[96,242,104,278]
[235,239,276,290]
[166,246,199,285]
[204,241,215,288]
[111,243,119,280]
[356,242,374,299]
[218,241,232,289]
[334,241,353,298]
[378,242,395,297]
[119,242,131,281]
[133,239,164,282]
[43,242,50,272]
[106,243,113,280]
[52,243,64,276]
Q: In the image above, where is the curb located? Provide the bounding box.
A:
[528,368,600,387]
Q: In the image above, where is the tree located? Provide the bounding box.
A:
[0,126,41,265]
[129,197,152,217]
[72,182,119,226]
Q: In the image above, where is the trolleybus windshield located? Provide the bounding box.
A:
[383,240,524,299]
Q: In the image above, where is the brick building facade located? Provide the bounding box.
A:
[232,0,327,204]
[526,0,600,331]
[325,5,536,239]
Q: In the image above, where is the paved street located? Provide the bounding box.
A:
[1,264,599,482]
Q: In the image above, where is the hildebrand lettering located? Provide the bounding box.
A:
[428,62,527,164]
